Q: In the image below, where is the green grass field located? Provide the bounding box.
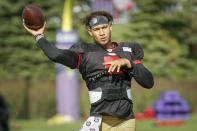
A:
[10,114,197,131]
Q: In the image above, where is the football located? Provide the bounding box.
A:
[22,5,45,30]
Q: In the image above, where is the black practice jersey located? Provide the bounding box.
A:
[37,38,154,119]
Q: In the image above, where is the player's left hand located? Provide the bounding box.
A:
[103,58,132,72]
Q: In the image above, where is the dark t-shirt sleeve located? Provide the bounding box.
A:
[36,38,79,69]
[69,42,85,69]
[69,42,85,53]
[129,43,154,89]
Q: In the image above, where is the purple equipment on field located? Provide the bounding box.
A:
[153,91,189,120]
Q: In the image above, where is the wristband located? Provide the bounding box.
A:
[34,34,44,41]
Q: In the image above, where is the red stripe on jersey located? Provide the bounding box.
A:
[111,42,120,50]
[112,42,120,45]
[75,52,81,68]
[133,60,141,64]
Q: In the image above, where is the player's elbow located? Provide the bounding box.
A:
[139,74,154,89]
[49,53,61,62]
[144,80,154,89]
[145,74,154,89]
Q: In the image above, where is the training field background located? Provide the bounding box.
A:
[1,77,197,131]
[11,114,197,131]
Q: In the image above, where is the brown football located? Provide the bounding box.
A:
[22,5,45,30]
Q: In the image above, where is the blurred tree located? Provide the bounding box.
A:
[0,0,92,119]
[0,0,65,80]
[0,0,65,118]
[0,0,197,119]
[121,0,197,79]
[180,0,197,58]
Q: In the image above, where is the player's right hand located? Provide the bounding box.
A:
[23,21,46,37]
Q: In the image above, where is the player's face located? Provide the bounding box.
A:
[88,24,112,46]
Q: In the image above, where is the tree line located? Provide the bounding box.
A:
[0,0,197,81]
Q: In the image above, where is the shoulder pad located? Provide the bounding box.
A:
[121,42,144,60]
[69,42,87,53]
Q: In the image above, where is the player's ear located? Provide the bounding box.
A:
[109,23,112,31]
[88,29,93,36]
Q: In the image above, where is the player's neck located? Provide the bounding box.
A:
[101,41,114,49]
